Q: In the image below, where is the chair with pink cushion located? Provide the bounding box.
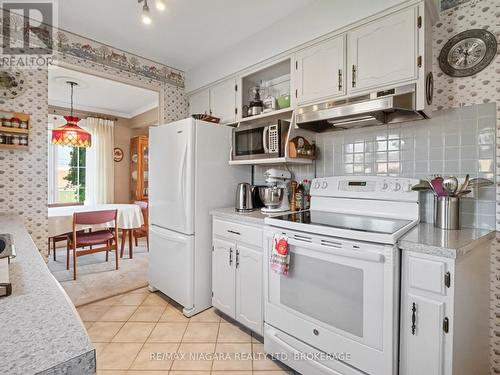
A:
[67,209,119,280]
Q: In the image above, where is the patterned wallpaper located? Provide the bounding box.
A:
[431,1,500,372]
[0,68,48,249]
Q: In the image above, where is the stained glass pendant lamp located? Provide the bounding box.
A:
[51,81,92,147]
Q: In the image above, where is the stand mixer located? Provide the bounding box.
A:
[259,168,291,213]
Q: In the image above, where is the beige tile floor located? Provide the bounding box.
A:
[78,287,299,375]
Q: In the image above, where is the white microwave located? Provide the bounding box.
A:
[232,120,288,160]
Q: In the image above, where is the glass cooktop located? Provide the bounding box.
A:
[271,210,412,234]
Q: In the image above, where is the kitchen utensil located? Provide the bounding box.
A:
[248,86,263,116]
[443,176,458,196]
[468,178,494,188]
[434,196,460,230]
[456,174,470,195]
[259,186,284,209]
[235,183,254,212]
[456,189,471,197]
[411,180,432,191]
[429,177,446,196]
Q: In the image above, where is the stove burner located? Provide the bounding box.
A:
[271,210,412,235]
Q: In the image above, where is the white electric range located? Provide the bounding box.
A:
[263,175,420,375]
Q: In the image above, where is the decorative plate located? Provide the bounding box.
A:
[438,29,497,77]
[113,147,124,162]
[0,70,27,99]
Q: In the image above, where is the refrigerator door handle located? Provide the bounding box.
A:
[178,144,188,224]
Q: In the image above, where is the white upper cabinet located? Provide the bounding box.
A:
[295,35,346,104]
[189,79,237,124]
[188,88,210,116]
[210,79,237,124]
[347,6,418,93]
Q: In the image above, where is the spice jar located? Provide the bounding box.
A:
[4,134,12,144]
[10,118,20,128]
[19,135,28,145]
[0,133,5,144]
[2,118,11,127]
[11,135,19,145]
[19,120,28,129]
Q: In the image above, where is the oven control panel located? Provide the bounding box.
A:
[310,176,420,201]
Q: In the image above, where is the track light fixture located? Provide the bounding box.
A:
[138,0,166,25]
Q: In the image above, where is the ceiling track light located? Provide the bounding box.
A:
[156,0,166,11]
[138,0,165,25]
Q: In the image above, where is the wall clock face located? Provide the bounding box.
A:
[113,147,124,162]
[0,70,27,99]
[438,29,497,77]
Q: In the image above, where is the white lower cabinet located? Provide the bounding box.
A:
[403,294,445,375]
[400,246,490,375]
[212,238,236,317]
[212,218,263,335]
[235,244,263,333]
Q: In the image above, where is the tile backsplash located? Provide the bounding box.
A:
[256,103,497,230]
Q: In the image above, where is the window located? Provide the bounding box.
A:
[48,115,87,204]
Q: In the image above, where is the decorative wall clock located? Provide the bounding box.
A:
[113,147,124,162]
[0,70,27,99]
[438,29,497,77]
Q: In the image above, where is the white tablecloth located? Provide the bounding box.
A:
[48,204,144,237]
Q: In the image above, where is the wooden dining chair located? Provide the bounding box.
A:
[67,209,119,280]
[48,230,84,261]
[133,201,149,251]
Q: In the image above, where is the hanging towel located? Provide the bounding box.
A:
[271,234,290,276]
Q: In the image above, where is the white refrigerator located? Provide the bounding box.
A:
[148,118,250,316]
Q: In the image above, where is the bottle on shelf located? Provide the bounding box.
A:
[290,180,297,211]
[302,179,311,209]
[295,182,304,211]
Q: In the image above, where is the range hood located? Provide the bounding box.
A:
[295,84,429,132]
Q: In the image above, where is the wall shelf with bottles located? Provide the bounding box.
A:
[0,111,30,150]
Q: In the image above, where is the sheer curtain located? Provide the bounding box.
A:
[84,117,114,204]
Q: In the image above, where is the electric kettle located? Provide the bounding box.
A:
[235,183,254,212]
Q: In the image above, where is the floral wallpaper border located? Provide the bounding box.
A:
[0,10,185,88]
[53,29,185,88]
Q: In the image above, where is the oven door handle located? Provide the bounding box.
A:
[267,329,343,374]
[286,238,385,263]
[262,126,269,153]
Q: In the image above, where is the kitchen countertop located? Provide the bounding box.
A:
[210,206,282,225]
[398,222,495,259]
[0,214,95,375]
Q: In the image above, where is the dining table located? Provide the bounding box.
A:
[48,204,144,259]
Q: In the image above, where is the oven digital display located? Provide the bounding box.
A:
[348,181,367,186]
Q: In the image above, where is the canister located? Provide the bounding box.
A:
[434,196,460,230]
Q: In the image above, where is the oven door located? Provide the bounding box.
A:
[264,227,398,375]
[232,124,277,160]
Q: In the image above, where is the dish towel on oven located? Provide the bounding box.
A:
[271,234,290,276]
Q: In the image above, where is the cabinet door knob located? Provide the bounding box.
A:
[352,65,357,88]
[444,272,451,288]
[443,317,449,333]
[411,302,417,335]
[235,249,240,268]
[338,69,343,91]
[229,248,233,266]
